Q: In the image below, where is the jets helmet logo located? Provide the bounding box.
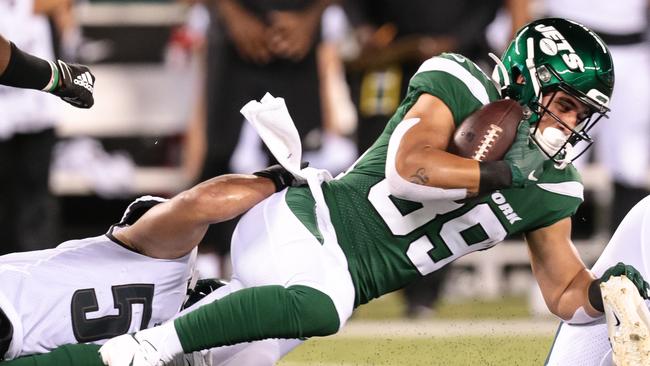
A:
[534,24,585,72]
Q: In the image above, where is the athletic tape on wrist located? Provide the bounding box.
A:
[42,60,59,92]
[478,161,512,193]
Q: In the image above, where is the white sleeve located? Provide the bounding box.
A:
[0,291,22,360]
[385,118,468,202]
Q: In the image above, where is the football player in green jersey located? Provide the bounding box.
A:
[95,17,648,365]
[12,17,646,366]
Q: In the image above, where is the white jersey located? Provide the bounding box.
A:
[0,0,60,139]
[546,196,650,365]
[0,234,197,360]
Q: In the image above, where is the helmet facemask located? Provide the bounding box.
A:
[530,89,608,166]
[528,68,610,166]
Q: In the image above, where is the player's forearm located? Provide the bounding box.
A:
[180,174,275,225]
[0,40,58,91]
[547,268,601,321]
[396,146,514,195]
[526,219,602,321]
[396,148,481,194]
[116,174,275,259]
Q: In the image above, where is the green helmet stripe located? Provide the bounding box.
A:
[413,57,492,105]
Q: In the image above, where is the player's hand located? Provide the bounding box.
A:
[51,60,95,109]
[253,162,308,192]
[99,323,181,366]
[601,262,650,299]
[99,334,143,366]
[502,119,545,188]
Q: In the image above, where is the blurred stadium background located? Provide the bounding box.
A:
[10,0,650,364]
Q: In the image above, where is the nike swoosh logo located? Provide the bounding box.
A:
[528,170,538,181]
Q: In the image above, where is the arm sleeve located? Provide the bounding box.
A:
[0,345,103,366]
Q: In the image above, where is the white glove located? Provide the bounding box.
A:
[99,322,183,366]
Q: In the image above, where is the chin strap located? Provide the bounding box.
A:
[554,143,574,170]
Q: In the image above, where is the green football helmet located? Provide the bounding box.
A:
[492,18,615,163]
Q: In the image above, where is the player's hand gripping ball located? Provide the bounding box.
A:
[448,99,523,162]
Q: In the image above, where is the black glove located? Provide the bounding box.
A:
[589,262,650,312]
[253,162,308,192]
[51,60,95,109]
[183,279,227,310]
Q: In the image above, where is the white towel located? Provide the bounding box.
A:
[240,93,335,226]
[240,93,305,179]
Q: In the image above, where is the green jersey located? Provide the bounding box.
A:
[287,54,583,307]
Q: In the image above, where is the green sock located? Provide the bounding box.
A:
[0,344,103,366]
[175,285,340,352]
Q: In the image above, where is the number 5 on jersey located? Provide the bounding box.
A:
[71,284,154,343]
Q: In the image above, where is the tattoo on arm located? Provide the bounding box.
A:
[409,168,429,185]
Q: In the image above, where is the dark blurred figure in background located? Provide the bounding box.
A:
[344,0,505,153]
[543,0,650,234]
[0,0,89,255]
[342,0,524,318]
[188,0,332,277]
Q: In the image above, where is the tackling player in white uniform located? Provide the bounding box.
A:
[0,166,300,364]
[0,196,197,360]
[546,196,650,365]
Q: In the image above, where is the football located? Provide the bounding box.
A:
[448,99,523,162]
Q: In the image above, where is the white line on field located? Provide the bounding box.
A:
[335,319,560,338]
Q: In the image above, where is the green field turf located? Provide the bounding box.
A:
[279,292,555,365]
[279,335,554,365]
[353,292,532,320]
